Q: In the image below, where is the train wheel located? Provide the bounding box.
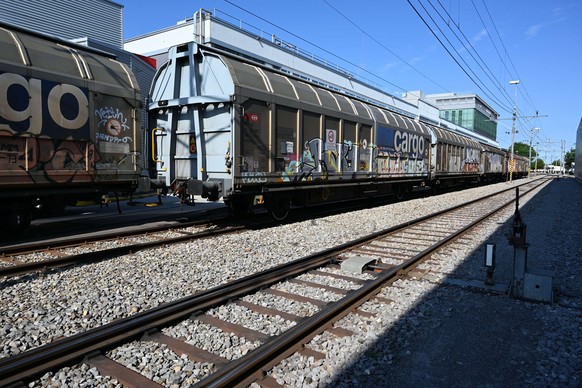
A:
[0,210,31,240]
[38,196,67,216]
[227,197,249,217]
[395,185,408,201]
[268,196,290,221]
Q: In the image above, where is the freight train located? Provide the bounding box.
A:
[0,22,143,238]
[147,41,528,219]
[0,20,528,238]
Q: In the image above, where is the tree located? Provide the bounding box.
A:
[511,142,538,158]
[532,158,545,170]
[564,148,575,169]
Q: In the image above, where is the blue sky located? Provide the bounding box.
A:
[121,0,581,162]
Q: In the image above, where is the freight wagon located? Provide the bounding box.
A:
[147,41,515,219]
[0,22,143,237]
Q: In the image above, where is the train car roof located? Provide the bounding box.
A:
[0,20,117,59]
[0,20,139,98]
[480,142,504,153]
[430,125,482,149]
[215,49,433,137]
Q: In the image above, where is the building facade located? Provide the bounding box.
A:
[422,92,499,141]
[125,12,500,148]
[0,0,124,48]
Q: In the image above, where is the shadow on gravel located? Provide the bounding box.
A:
[328,177,581,387]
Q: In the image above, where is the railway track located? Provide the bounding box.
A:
[0,178,547,386]
[0,186,425,278]
[0,219,247,278]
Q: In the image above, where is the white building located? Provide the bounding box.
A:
[125,10,500,148]
[0,0,124,48]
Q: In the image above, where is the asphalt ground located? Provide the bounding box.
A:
[334,176,582,387]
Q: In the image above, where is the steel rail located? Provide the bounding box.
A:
[0,178,548,386]
[195,180,549,386]
[0,223,248,278]
[0,189,399,273]
[0,250,338,385]
[0,214,230,256]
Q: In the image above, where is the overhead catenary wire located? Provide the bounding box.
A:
[406,0,546,152]
[325,0,544,152]
[321,0,450,93]
[224,0,407,95]
[471,0,543,143]
[223,0,551,153]
[432,0,515,109]
[476,0,539,117]
[407,0,514,114]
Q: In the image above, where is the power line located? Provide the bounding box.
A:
[225,0,548,149]
[321,0,450,93]
[433,0,515,109]
[408,0,547,148]
[407,0,513,113]
[224,0,408,94]
[474,0,539,120]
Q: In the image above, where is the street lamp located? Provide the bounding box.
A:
[509,80,520,182]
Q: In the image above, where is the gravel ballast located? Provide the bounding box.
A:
[1,176,580,387]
